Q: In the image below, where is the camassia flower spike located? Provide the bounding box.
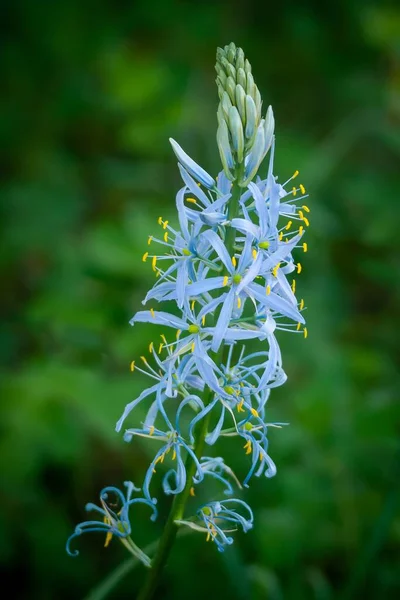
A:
[67,42,310,599]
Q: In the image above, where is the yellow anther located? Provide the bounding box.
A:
[292,187,297,196]
[252,248,257,259]
[297,262,302,274]
[104,521,113,548]
[296,322,301,331]
[130,360,135,372]
[158,343,163,354]
[299,298,304,310]
[299,225,304,235]
[291,279,296,293]
[244,440,252,455]
[176,329,181,339]
[190,342,195,353]
[223,275,229,287]
[250,407,259,418]
[163,231,168,242]
[303,242,308,253]
[206,532,211,542]
[140,356,149,366]
[303,327,308,339]
[279,231,283,241]
[272,263,280,277]
[155,270,161,278]
[190,486,195,497]
[149,426,155,436]
[191,299,196,311]
[302,205,310,213]
[163,220,169,230]
[172,448,176,461]
[231,256,237,267]
[160,334,167,344]
[285,221,292,230]
[142,252,149,262]
[303,217,310,227]
[150,308,155,318]
[300,184,306,195]
[202,315,206,326]
[147,235,153,246]
[293,170,299,179]
[237,399,245,413]
[149,342,154,353]
[266,284,271,295]
[299,210,304,221]
[158,216,163,225]
[186,197,197,204]
[152,256,157,271]
[237,297,241,309]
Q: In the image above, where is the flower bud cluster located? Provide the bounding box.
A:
[215,42,275,186]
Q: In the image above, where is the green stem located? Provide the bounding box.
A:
[137,164,243,600]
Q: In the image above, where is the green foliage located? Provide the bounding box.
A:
[1,1,399,598]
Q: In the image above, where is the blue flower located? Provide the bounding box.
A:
[176,499,254,552]
[66,482,157,566]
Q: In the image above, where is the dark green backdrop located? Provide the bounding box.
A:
[1,1,399,598]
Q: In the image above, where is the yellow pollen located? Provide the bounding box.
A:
[130,360,135,372]
[186,197,197,204]
[191,342,195,353]
[150,308,155,318]
[244,440,252,455]
[149,342,154,353]
[303,242,308,253]
[299,225,304,235]
[158,343,163,354]
[303,217,310,227]
[250,407,259,418]
[252,248,257,259]
[285,221,292,230]
[272,263,280,277]
[237,297,241,309]
[142,252,149,262]
[223,275,229,287]
[147,235,153,246]
[293,170,299,179]
[300,184,306,195]
[297,262,302,274]
[231,256,237,267]
[292,187,297,196]
[296,322,301,331]
[291,279,296,293]
[191,299,196,310]
[149,426,155,436]
[279,231,283,241]
[202,315,206,326]
[299,210,304,221]
[303,327,308,339]
[299,298,304,310]
[163,220,169,230]
[158,216,163,225]
[266,284,271,295]
[163,231,168,242]
[302,205,310,213]
[152,256,157,271]
[189,486,195,497]
[176,329,181,339]
[237,399,245,413]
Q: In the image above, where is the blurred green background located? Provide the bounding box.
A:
[2,1,400,598]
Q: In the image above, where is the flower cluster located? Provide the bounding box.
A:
[67,42,309,564]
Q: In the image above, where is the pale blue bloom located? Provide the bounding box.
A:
[176,499,254,552]
[66,482,157,566]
